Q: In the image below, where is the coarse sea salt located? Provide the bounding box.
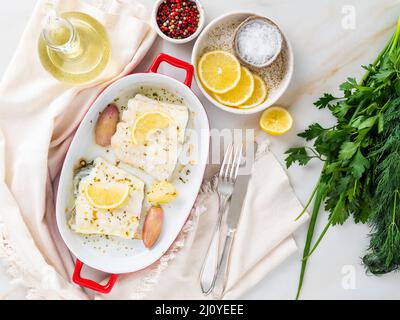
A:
[236,19,282,67]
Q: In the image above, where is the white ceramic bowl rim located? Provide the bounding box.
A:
[191,11,294,115]
[151,0,206,44]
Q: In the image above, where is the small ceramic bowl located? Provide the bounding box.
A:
[192,11,294,115]
[151,0,206,44]
[233,16,283,69]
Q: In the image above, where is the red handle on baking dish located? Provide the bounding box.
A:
[72,259,118,294]
[148,53,194,88]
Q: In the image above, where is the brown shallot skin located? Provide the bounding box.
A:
[142,206,164,248]
[94,103,119,147]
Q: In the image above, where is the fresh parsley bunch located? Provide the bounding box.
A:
[286,19,400,299]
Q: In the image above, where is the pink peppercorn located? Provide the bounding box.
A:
[156,0,200,39]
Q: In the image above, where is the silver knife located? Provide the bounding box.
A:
[212,146,255,298]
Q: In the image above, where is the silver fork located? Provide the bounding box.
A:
[199,143,242,295]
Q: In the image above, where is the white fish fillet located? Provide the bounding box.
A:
[70,157,144,239]
[111,94,189,181]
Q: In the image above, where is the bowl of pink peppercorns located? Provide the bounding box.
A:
[152,0,205,44]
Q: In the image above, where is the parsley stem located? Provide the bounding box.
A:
[361,24,397,86]
[304,194,345,260]
[350,99,368,123]
[296,182,326,300]
[389,18,400,54]
[306,147,324,161]
[295,174,321,221]
[303,220,332,260]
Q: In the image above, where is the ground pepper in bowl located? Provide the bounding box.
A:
[156,0,201,40]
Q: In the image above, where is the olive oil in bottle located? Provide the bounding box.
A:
[38,11,110,85]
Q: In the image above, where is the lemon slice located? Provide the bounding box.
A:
[214,67,255,107]
[240,74,268,109]
[260,106,293,136]
[198,50,241,94]
[84,182,130,210]
[131,111,172,145]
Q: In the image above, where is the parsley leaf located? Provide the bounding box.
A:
[339,141,359,161]
[339,77,358,91]
[351,150,370,179]
[331,102,351,120]
[314,93,337,109]
[298,123,325,141]
[285,147,312,168]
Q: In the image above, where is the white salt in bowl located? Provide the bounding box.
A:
[192,11,294,115]
[233,16,283,68]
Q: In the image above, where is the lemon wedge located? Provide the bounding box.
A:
[198,50,241,94]
[214,67,255,107]
[260,106,293,136]
[240,74,268,109]
[131,111,172,145]
[84,182,130,210]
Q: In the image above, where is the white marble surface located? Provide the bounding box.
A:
[1,0,400,299]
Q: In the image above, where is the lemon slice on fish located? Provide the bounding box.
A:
[131,111,172,145]
[84,182,130,210]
